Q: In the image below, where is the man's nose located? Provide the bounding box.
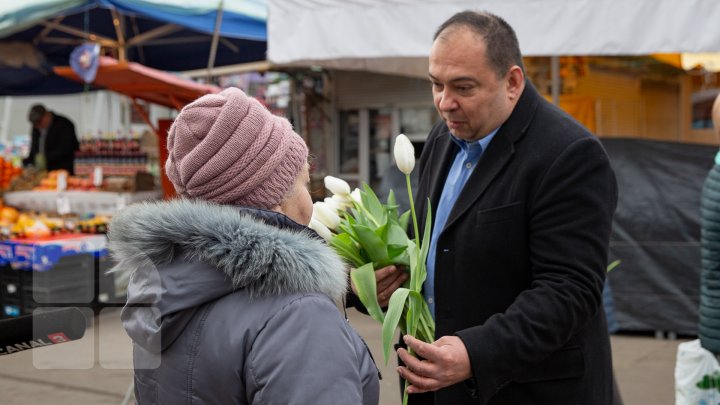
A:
[437,90,458,112]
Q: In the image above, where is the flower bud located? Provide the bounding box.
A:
[350,188,362,205]
[332,193,353,210]
[324,175,351,196]
[393,134,415,175]
[309,218,334,241]
[324,197,343,212]
[313,201,341,230]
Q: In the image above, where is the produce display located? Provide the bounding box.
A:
[0,201,108,240]
[75,138,148,177]
[0,157,24,191]
[33,170,100,191]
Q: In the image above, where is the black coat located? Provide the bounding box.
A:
[410,82,618,405]
[23,112,79,174]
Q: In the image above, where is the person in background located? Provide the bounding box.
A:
[23,104,79,174]
[387,10,618,404]
[108,88,379,405]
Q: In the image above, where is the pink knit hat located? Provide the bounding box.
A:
[165,87,308,209]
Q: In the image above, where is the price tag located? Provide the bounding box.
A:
[56,195,71,215]
[93,166,103,187]
[57,171,67,192]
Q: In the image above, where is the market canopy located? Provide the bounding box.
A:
[267,0,720,78]
[0,0,266,94]
[54,56,220,109]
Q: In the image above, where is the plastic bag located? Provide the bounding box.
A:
[676,339,720,405]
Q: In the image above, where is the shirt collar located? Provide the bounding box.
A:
[450,126,501,157]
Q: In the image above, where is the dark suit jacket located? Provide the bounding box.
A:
[23,112,79,174]
[410,82,618,405]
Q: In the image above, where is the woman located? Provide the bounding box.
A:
[109,88,380,404]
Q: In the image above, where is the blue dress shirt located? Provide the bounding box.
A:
[424,127,500,317]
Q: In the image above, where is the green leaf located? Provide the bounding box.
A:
[398,210,411,233]
[350,207,369,227]
[417,301,435,343]
[387,246,409,265]
[329,233,366,267]
[406,239,421,293]
[338,222,359,241]
[382,287,410,363]
[387,223,410,248]
[350,263,385,324]
[386,190,399,220]
[406,291,424,337]
[362,183,387,226]
[607,260,621,272]
[354,224,389,265]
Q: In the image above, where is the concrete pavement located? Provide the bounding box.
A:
[0,308,684,404]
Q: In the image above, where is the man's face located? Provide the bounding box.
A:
[429,27,522,142]
[34,113,51,130]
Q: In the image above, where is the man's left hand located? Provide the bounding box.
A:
[396,335,472,394]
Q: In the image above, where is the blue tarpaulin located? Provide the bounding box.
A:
[0,0,267,94]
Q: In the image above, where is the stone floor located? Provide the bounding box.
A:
[0,308,684,404]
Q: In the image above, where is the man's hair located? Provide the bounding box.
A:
[28,104,47,125]
[433,11,525,77]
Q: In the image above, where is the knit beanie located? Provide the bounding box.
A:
[165,87,308,209]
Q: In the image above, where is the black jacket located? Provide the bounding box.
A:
[23,112,79,174]
[410,82,618,404]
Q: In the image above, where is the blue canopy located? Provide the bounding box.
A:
[0,0,267,95]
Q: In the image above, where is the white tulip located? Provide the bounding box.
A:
[313,201,341,230]
[332,193,353,210]
[324,197,342,212]
[394,134,415,175]
[350,188,363,205]
[309,218,334,241]
[324,175,351,196]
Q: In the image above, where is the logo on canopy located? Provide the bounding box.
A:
[70,43,100,83]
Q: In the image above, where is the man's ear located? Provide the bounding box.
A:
[506,66,525,100]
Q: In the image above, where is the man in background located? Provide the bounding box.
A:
[23,104,79,174]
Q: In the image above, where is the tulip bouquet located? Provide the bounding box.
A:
[309,135,435,378]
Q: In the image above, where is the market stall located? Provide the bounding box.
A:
[0,56,219,319]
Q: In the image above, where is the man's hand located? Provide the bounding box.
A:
[396,335,472,394]
[350,265,407,307]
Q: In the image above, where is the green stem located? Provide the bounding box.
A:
[403,379,410,405]
[406,174,420,247]
[355,201,382,228]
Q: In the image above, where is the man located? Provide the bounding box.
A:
[23,104,79,174]
[391,11,618,404]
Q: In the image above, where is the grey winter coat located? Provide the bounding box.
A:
[109,199,380,405]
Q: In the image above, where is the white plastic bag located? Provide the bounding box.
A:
[676,339,720,405]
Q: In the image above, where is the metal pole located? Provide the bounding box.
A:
[551,56,560,105]
[206,0,225,82]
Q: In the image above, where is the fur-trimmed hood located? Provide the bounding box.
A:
[109,199,347,350]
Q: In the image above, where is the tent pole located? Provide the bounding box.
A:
[0,96,12,142]
[551,56,560,105]
[206,0,225,82]
[111,8,127,62]
[130,98,158,135]
[38,21,117,47]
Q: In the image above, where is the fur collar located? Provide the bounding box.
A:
[108,199,348,301]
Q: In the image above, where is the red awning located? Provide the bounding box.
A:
[54,56,220,109]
